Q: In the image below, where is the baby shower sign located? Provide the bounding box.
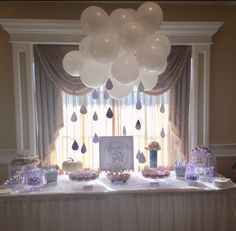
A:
[99,136,134,171]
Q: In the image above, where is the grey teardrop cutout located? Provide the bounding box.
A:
[81,143,87,154]
[104,90,109,100]
[123,126,126,136]
[71,112,77,122]
[92,89,99,99]
[161,128,165,138]
[72,140,79,151]
[160,103,165,113]
[136,98,142,110]
[80,104,87,114]
[105,78,113,90]
[93,112,98,121]
[93,133,99,143]
[138,153,146,164]
[138,82,144,92]
[106,107,113,119]
[135,120,141,130]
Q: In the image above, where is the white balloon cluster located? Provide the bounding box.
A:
[63,2,171,99]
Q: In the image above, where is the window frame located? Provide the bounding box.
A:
[0,19,223,159]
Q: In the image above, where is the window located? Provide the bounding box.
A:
[1,20,220,165]
[53,87,176,170]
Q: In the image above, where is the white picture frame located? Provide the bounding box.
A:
[99,136,134,171]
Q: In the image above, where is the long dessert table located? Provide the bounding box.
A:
[1,172,236,231]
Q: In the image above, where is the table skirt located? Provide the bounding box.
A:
[1,188,236,231]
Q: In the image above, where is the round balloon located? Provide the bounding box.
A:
[136,39,167,71]
[79,36,92,58]
[109,78,134,100]
[111,53,139,85]
[157,61,168,75]
[110,8,134,30]
[80,59,110,88]
[136,2,163,33]
[137,69,159,91]
[90,32,119,63]
[126,8,136,18]
[117,21,145,52]
[62,51,85,77]
[80,6,109,35]
[148,32,171,56]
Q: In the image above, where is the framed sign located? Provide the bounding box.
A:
[99,136,134,171]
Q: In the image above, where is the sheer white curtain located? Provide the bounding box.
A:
[53,87,176,171]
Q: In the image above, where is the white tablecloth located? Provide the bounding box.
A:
[1,172,236,231]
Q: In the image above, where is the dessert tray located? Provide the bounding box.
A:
[69,170,99,181]
[107,172,131,184]
[142,167,170,178]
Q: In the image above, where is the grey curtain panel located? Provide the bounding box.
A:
[34,45,91,161]
[34,44,191,161]
[147,46,191,157]
[169,48,191,157]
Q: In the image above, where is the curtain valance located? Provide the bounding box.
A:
[34,45,91,96]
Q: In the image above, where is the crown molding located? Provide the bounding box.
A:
[0,19,223,44]
[5,1,236,6]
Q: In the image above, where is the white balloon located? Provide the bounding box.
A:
[90,32,119,63]
[136,2,163,33]
[136,69,159,91]
[80,59,110,88]
[62,51,85,77]
[136,39,167,71]
[110,8,134,30]
[148,32,171,56]
[157,61,168,75]
[111,53,139,85]
[117,21,146,52]
[109,78,134,100]
[126,8,136,18]
[80,6,109,35]
[80,36,92,58]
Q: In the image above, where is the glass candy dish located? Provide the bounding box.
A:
[185,164,199,182]
[175,166,186,177]
[43,164,59,184]
[4,174,24,190]
[187,146,215,179]
[22,168,44,186]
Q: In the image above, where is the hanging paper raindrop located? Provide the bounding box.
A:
[80,104,87,114]
[71,112,77,122]
[81,143,87,154]
[123,126,126,136]
[72,140,79,151]
[105,78,113,90]
[93,133,99,143]
[138,152,146,164]
[135,120,141,130]
[93,112,98,121]
[160,103,165,113]
[138,82,144,92]
[136,98,142,110]
[161,128,165,138]
[104,89,109,99]
[92,89,99,99]
[106,107,113,119]
[136,150,142,160]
